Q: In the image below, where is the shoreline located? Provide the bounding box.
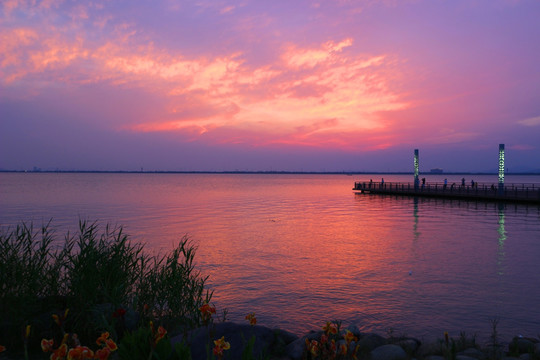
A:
[172,321,540,360]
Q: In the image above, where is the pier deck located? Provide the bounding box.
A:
[353,181,540,204]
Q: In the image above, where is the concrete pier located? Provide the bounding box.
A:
[353,181,540,204]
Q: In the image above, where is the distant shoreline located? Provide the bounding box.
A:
[1,170,540,175]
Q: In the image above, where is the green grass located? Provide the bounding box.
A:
[0,220,212,356]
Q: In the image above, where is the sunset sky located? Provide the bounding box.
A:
[1,0,539,172]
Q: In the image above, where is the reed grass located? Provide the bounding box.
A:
[0,220,212,354]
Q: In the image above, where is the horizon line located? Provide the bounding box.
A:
[2,169,540,175]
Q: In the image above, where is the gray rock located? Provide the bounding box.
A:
[275,328,299,345]
[418,340,444,357]
[371,344,408,360]
[305,330,324,341]
[518,354,530,360]
[460,348,486,360]
[425,356,445,360]
[171,322,297,360]
[285,337,307,360]
[357,332,387,354]
[395,338,421,354]
[510,337,537,354]
[456,355,477,360]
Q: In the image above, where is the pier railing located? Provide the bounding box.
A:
[353,181,540,204]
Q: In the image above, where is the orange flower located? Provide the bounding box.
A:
[41,338,54,352]
[320,334,328,344]
[96,332,109,346]
[94,347,111,360]
[52,309,69,327]
[245,312,257,326]
[105,339,117,351]
[214,336,230,349]
[339,343,348,355]
[67,346,94,360]
[154,326,167,344]
[199,302,216,322]
[307,339,319,356]
[51,343,68,360]
[67,347,81,360]
[329,339,337,352]
[0,345,6,352]
[322,321,337,335]
[213,336,230,358]
[344,330,357,344]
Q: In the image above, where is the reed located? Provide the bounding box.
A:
[0,220,211,355]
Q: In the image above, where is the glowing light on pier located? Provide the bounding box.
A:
[498,144,505,195]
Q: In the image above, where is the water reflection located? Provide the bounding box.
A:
[497,203,507,276]
[2,173,540,341]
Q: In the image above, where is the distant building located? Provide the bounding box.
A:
[430,168,443,174]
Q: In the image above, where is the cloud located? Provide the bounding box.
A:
[518,116,540,127]
[0,3,409,151]
[284,38,353,69]
[67,37,407,148]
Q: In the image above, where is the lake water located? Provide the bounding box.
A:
[1,172,539,342]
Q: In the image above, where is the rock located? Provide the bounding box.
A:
[456,355,477,360]
[510,337,537,354]
[305,330,324,341]
[285,337,306,360]
[425,356,445,360]
[371,344,408,360]
[418,340,444,357]
[519,354,531,360]
[275,328,299,345]
[395,338,421,354]
[171,322,297,360]
[357,332,387,354]
[459,348,486,360]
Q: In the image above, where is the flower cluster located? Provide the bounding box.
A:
[213,336,230,359]
[41,332,117,360]
[245,312,257,326]
[304,322,360,359]
[199,302,216,324]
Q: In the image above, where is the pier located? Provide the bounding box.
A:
[353,181,540,204]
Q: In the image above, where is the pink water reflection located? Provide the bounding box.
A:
[1,173,539,339]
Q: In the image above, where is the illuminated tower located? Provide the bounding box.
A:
[498,144,505,195]
[414,149,419,190]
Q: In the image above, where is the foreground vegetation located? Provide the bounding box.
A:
[1,221,538,360]
[0,220,211,359]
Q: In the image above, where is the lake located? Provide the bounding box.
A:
[1,172,539,341]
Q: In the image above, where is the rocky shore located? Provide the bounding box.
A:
[172,322,540,360]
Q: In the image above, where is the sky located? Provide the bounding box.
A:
[1,0,540,173]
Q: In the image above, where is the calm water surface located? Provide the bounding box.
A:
[1,173,539,341]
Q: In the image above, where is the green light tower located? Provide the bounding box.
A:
[414,149,419,190]
[498,144,505,195]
